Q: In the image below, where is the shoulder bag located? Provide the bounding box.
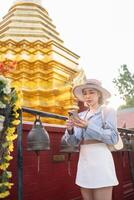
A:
[101,106,123,151]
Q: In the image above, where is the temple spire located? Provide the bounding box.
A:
[0,0,63,43]
[13,0,42,5]
[0,0,82,123]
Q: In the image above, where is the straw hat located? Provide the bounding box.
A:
[73,79,111,102]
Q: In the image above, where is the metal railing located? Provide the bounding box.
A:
[1,107,134,200]
[17,107,68,200]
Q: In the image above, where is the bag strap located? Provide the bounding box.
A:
[101,106,124,151]
[101,106,109,127]
[101,106,117,131]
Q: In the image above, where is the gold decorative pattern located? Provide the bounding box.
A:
[0,2,85,124]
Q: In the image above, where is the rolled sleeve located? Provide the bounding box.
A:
[84,108,119,145]
[63,129,81,145]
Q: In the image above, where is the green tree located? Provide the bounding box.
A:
[113,64,134,109]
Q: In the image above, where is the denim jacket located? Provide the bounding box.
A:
[64,106,118,146]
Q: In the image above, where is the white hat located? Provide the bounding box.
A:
[73,79,111,102]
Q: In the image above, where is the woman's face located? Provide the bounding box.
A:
[82,88,101,107]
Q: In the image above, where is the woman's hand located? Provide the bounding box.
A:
[66,117,88,131]
[66,119,74,134]
[72,117,88,129]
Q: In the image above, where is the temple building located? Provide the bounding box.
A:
[0,0,85,123]
[1,3,134,200]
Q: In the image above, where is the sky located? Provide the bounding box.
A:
[0,0,134,109]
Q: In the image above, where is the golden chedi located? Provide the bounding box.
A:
[0,0,85,124]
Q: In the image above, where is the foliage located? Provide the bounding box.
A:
[113,65,134,109]
[0,61,21,198]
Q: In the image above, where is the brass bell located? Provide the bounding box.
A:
[130,134,134,151]
[121,133,130,151]
[60,135,79,153]
[27,116,50,151]
[60,135,79,176]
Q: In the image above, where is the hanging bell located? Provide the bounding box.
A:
[60,135,79,176]
[121,133,129,151]
[60,135,79,153]
[130,134,134,151]
[27,116,50,151]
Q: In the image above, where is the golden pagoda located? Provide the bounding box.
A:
[0,0,85,124]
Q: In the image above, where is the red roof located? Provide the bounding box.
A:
[117,107,134,129]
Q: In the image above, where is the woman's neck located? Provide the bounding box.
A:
[89,103,100,112]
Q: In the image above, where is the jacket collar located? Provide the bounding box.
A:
[84,105,103,120]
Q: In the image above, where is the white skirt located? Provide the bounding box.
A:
[76,143,119,188]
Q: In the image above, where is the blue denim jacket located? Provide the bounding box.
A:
[64,106,118,145]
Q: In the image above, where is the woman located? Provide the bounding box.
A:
[64,79,119,200]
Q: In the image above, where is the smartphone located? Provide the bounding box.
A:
[68,110,80,119]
